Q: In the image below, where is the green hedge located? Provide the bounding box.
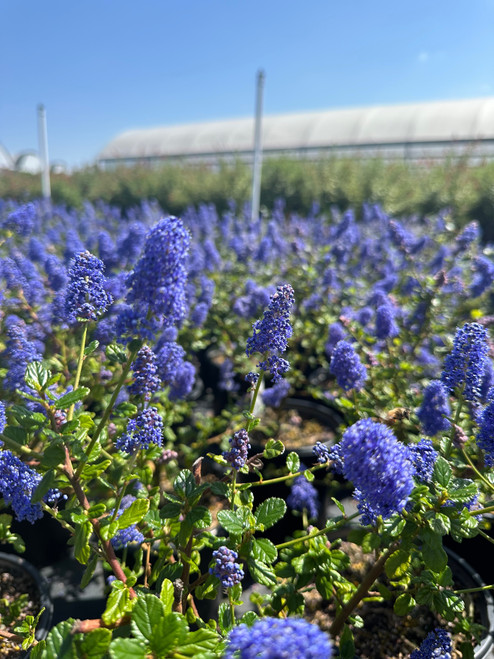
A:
[2,156,494,239]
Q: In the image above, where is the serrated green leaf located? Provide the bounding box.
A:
[251,537,278,564]
[160,578,175,614]
[131,593,165,642]
[255,498,286,530]
[218,602,233,634]
[428,512,451,535]
[447,482,478,503]
[102,582,131,626]
[217,509,248,535]
[25,361,50,391]
[117,498,149,529]
[434,457,452,487]
[106,344,128,365]
[209,481,229,497]
[54,387,90,409]
[109,638,147,659]
[81,459,112,479]
[77,628,111,658]
[29,620,77,658]
[420,530,448,573]
[74,520,92,564]
[177,628,221,656]
[247,558,277,586]
[286,451,300,473]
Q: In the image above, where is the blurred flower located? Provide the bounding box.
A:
[224,617,332,659]
[441,322,489,403]
[330,341,367,392]
[416,380,451,436]
[287,472,319,520]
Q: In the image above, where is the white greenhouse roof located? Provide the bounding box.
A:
[97,97,494,163]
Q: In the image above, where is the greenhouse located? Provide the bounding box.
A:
[97,96,494,168]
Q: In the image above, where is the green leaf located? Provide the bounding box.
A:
[251,537,278,564]
[42,441,66,469]
[25,361,51,391]
[102,582,131,626]
[304,469,315,482]
[428,512,451,535]
[434,457,452,487]
[54,387,90,409]
[286,451,300,473]
[30,620,77,658]
[339,625,355,659]
[84,340,100,356]
[131,593,165,642]
[385,549,411,580]
[74,520,92,564]
[255,498,287,530]
[394,592,416,615]
[160,578,175,614]
[263,439,285,459]
[81,459,112,479]
[106,343,128,365]
[218,602,233,634]
[177,628,221,656]
[81,553,99,589]
[420,530,448,573]
[447,481,478,503]
[2,425,27,444]
[210,481,229,497]
[77,628,112,658]
[217,509,249,535]
[160,502,182,519]
[117,498,149,529]
[247,558,277,586]
[109,638,147,659]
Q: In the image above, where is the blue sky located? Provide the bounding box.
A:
[2,0,494,169]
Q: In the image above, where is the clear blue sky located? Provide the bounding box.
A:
[2,0,494,169]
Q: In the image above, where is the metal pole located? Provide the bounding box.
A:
[37,104,51,199]
[251,69,265,223]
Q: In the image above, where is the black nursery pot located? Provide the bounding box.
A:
[445,547,494,659]
[0,551,53,654]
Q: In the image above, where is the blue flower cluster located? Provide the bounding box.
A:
[476,399,494,466]
[246,283,295,382]
[125,216,191,334]
[65,251,113,323]
[312,441,330,464]
[408,439,438,483]
[110,495,145,550]
[441,322,489,403]
[410,628,452,659]
[224,617,332,659]
[115,407,163,453]
[416,380,451,436]
[287,472,319,520]
[2,316,42,393]
[128,345,161,400]
[262,378,290,408]
[0,450,43,522]
[330,340,367,392]
[2,203,36,236]
[210,546,244,588]
[223,429,251,470]
[340,419,415,524]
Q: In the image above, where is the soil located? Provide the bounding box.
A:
[252,404,337,450]
[0,563,40,659]
[303,541,482,659]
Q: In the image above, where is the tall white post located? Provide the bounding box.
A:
[250,69,265,223]
[37,104,51,199]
